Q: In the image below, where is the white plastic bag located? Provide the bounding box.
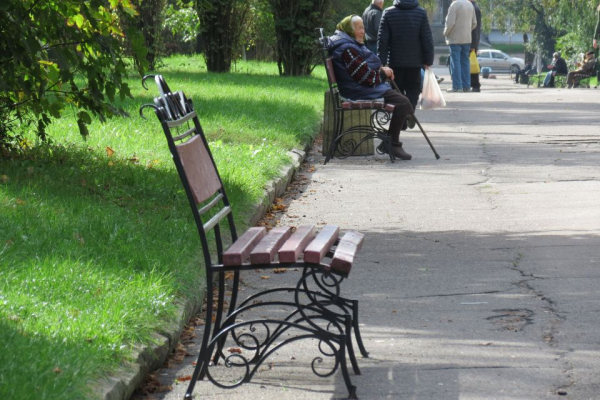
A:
[420,68,446,110]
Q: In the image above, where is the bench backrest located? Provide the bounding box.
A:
[317,28,343,109]
[140,74,238,269]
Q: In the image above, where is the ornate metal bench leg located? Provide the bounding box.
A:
[186,275,216,397]
[340,315,359,399]
[351,299,369,358]
[346,324,361,375]
[209,271,227,366]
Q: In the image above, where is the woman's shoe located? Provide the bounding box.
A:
[391,142,412,160]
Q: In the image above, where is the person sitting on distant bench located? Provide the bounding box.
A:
[327,15,414,160]
[567,51,597,88]
[543,52,569,87]
[514,63,533,83]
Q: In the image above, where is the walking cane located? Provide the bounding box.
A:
[389,80,440,160]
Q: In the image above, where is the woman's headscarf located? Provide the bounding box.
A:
[336,15,357,38]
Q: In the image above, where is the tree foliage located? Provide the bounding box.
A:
[269,0,331,76]
[477,0,598,63]
[194,0,250,72]
[163,0,200,55]
[0,0,146,151]
[130,0,167,70]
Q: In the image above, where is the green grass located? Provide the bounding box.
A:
[0,55,327,400]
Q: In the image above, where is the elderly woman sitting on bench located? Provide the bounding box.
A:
[327,15,414,160]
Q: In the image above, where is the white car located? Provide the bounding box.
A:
[477,49,525,74]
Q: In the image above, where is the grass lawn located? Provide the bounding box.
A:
[0,55,326,400]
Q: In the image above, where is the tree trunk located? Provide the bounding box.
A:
[136,0,167,70]
[195,0,249,73]
[270,0,330,76]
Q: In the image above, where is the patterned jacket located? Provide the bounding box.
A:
[327,31,391,100]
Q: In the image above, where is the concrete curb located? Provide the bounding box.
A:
[98,146,309,400]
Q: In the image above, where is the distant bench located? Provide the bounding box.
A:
[316,28,440,164]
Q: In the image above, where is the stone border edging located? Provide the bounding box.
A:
[98,146,309,400]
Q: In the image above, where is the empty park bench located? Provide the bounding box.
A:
[139,75,368,399]
[317,28,440,164]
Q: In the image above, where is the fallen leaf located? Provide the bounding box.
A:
[53,367,61,374]
[227,347,242,354]
[146,159,160,169]
[105,147,115,157]
[273,268,287,274]
[272,204,286,211]
[177,375,192,382]
[260,276,270,280]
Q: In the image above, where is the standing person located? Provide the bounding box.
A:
[469,0,482,92]
[594,4,600,84]
[362,0,385,54]
[327,15,415,160]
[594,4,600,51]
[377,0,434,111]
[444,0,477,92]
[543,52,568,87]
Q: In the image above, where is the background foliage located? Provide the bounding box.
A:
[0,0,146,150]
[477,0,599,64]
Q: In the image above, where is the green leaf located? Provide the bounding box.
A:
[77,118,90,140]
[77,111,92,125]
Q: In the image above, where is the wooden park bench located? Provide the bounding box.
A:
[139,75,368,399]
[317,28,440,164]
[527,72,567,88]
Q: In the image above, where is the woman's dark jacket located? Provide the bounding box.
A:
[327,31,391,100]
[471,1,482,50]
[377,0,434,67]
[553,57,569,75]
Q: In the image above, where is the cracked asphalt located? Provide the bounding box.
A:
[133,73,600,400]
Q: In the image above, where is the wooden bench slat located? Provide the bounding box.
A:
[278,225,317,263]
[223,227,266,266]
[250,227,292,264]
[330,231,365,275]
[304,225,340,264]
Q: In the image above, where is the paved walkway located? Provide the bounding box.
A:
[133,74,600,400]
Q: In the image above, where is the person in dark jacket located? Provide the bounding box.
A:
[362,0,385,54]
[594,3,600,51]
[328,15,414,160]
[469,0,482,92]
[543,52,569,87]
[377,0,434,110]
